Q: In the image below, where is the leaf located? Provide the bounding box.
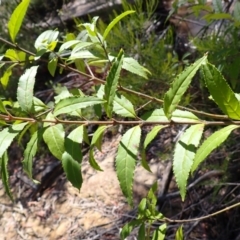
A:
[113,94,136,118]
[233,1,240,22]
[141,126,167,172]
[191,125,239,173]
[120,220,142,240]
[48,58,58,77]
[104,49,124,118]
[138,224,146,240]
[89,149,103,171]
[58,40,82,52]
[34,30,59,51]
[116,126,141,206]
[212,0,223,13]
[203,13,232,21]
[173,124,204,201]
[0,122,28,158]
[22,128,43,179]
[122,57,151,79]
[62,133,83,190]
[17,66,39,114]
[8,0,30,42]
[91,126,107,151]
[142,108,200,123]
[0,98,7,114]
[0,152,13,201]
[43,123,65,161]
[103,10,135,40]
[201,62,240,120]
[0,68,12,89]
[175,225,184,240]
[68,125,85,145]
[152,224,167,240]
[54,96,105,116]
[164,55,207,119]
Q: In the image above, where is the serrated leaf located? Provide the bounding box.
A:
[175,225,184,240]
[89,149,103,171]
[17,66,38,113]
[0,122,28,158]
[141,126,166,172]
[152,224,167,240]
[113,94,136,118]
[62,134,83,190]
[54,96,105,116]
[173,124,204,201]
[201,62,240,120]
[142,108,200,123]
[104,49,124,118]
[8,0,30,42]
[103,10,135,40]
[191,125,239,173]
[34,30,59,51]
[91,126,107,151]
[0,152,13,201]
[164,55,207,119]
[116,126,141,206]
[22,128,43,179]
[48,58,58,77]
[122,57,151,79]
[43,123,65,161]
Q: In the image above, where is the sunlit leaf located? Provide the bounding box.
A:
[175,225,184,240]
[152,224,167,240]
[48,58,58,77]
[173,124,204,201]
[34,30,59,51]
[91,126,107,151]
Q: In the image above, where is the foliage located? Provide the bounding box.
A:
[1,0,240,239]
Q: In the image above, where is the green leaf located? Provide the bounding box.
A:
[201,62,240,120]
[54,96,104,116]
[212,0,223,13]
[141,126,166,172]
[138,224,146,240]
[120,220,142,240]
[173,124,204,201]
[89,149,103,171]
[17,66,38,114]
[122,57,151,79]
[8,0,30,42]
[152,224,167,240]
[203,13,232,21]
[0,68,12,89]
[0,152,13,201]
[48,58,58,77]
[113,94,136,118]
[191,125,239,173]
[22,129,43,179]
[91,126,107,151]
[58,40,82,52]
[138,198,147,218]
[104,49,124,118]
[233,1,240,22]
[0,122,28,158]
[175,225,184,240]
[116,126,141,206]
[34,30,59,51]
[0,98,7,114]
[103,10,135,40]
[68,125,85,145]
[43,122,65,161]
[164,55,207,119]
[142,109,200,123]
[33,97,49,112]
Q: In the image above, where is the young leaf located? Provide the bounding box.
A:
[0,152,13,201]
[122,57,151,79]
[43,124,65,161]
[103,10,135,40]
[91,126,107,151]
[201,62,240,120]
[34,30,59,51]
[104,49,124,118]
[120,220,142,240]
[8,0,30,42]
[191,125,239,173]
[164,55,207,119]
[48,58,58,77]
[58,40,82,52]
[113,94,136,118]
[173,124,204,201]
[22,128,43,179]
[0,68,12,89]
[54,96,105,116]
[89,149,103,171]
[0,122,28,158]
[17,66,39,114]
[175,225,184,240]
[152,224,167,240]
[138,224,146,240]
[142,108,200,123]
[116,126,141,206]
